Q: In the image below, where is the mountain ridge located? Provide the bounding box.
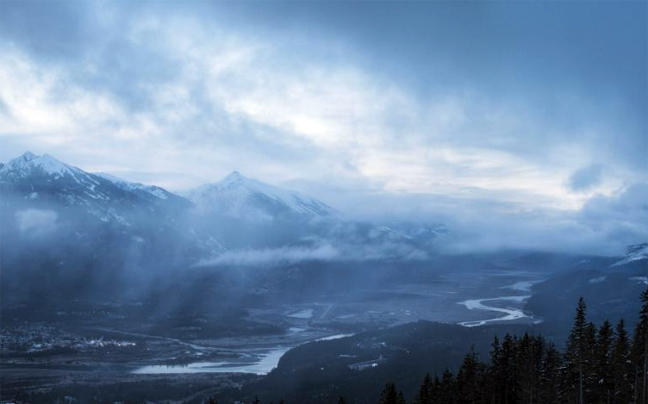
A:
[185,170,336,221]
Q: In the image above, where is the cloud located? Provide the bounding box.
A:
[576,182,648,252]
[580,182,648,229]
[0,2,645,254]
[0,2,640,208]
[15,209,58,236]
[567,164,604,192]
[428,182,648,255]
[195,240,428,268]
[195,245,339,267]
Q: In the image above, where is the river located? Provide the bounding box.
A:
[457,295,531,327]
[131,333,353,375]
[132,346,291,375]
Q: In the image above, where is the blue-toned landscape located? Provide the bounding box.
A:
[0,1,646,403]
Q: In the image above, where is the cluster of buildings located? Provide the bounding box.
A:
[0,325,136,354]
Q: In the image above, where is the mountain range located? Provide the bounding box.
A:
[2,152,645,311]
[0,152,447,303]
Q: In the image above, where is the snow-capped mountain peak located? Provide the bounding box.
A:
[186,171,335,219]
[0,151,81,179]
[222,170,244,183]
[0,151,192,215]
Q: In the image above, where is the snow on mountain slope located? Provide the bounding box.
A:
[95,172,179,201]
[0,152,105,195]
[183,171,439,257]
[0,152,192,227]
[185,171,335,220]
[1,151,72,177]
[0,152,189,207]
[1,152,436,262]
[1,152,226,267]
[611,243,648,267]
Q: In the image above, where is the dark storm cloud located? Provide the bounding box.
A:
[0,1,645,253]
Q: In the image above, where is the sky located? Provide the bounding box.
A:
[0,1,646,254]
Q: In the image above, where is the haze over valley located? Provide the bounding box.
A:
[1,151,646,402]
[0,1,646,403]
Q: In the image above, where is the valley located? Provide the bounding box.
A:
[1,0,646,401]
[0,265,542,402]
[0,152,645,403]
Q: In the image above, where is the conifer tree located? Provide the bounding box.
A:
[502,333,518,404]
[398,391,407,404]
[518,334,545,404]
[594,320,614,404]
[379,382,407,404]
[539,343,561,404]
[438,370,456,404]
[486,335,504,404]
[415,373,434,404]
[563,297,590,404]
[632,289,648,404]
[457,345,485,404]
[585,321,598,392]
[432,375,441,403]
[612,319,631,404]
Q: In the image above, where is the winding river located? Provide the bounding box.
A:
[458,295,531,327]
[131,333,354,375]
[133,346,292,375]
[131,279,538,374]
